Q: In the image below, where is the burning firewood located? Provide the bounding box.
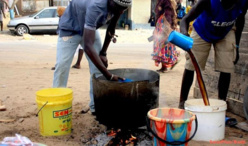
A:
[94,128,153,145]
[105,129,138,146]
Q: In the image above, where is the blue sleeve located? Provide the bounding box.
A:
[85,1,107,30]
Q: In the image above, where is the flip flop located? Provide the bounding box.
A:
[170,60,180,70]
[156,69,168,73]
[225,117,238,127]
[72,65,81,69]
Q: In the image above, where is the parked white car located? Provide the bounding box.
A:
[7,7,59,36]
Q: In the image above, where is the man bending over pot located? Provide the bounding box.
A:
[53,0,132,114]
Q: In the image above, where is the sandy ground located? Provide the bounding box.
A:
[0,28,247,146]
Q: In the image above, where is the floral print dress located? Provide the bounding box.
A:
[152,15,180,68]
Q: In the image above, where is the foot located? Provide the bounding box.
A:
[178,101,185,109]
[72,64,81,69]
[80,108,90,114]
[170,61,180,70]
[156,68,168,73]
[90,108,96,115]
[225,117,237,127]
[51,67,55,70]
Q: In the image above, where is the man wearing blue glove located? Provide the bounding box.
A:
[53,0,131,114]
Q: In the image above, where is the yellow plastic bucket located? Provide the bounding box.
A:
[36,88,73,136]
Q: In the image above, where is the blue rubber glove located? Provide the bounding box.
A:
[118,78,133,83]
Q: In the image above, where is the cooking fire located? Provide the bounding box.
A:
[94,127,153,146]
[106,129,138,145]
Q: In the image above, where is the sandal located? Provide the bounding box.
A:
[156,68,168,73]
[72,65,81,69]
[170,60,180,70]
[225,117,237,127]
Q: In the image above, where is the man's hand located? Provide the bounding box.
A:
[99,55,108,68]
[234,47,239,65]
[234,53,239,65]
[109,74,125,81]
[181,31,190,37]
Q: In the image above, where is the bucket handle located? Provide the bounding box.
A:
[146,115,198,145]
[36,101,48,117]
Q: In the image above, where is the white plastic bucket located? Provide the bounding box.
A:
[185,99,227,141]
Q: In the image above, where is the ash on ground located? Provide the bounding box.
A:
[86,127,153,146]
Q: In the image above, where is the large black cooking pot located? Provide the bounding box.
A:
[93,68,159,128]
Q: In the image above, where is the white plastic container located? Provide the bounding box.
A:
[185,99,227,141]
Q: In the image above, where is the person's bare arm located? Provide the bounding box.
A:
[83,28,123,81]
[234,1,248,64]
[83,29,112,80]
[101,14,120,54]
[0,1,5,18]
[1,0,9,16]
[235,1,248,46]
[180,0,210,36]
[0,0,10,9]
[2,8,5,18]
[99,13,121,68]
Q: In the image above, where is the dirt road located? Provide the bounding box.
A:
[0,29,247,145]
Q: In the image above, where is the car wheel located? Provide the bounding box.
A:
[16,25,29,36]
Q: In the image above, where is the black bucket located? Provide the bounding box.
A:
[93,68,160,128]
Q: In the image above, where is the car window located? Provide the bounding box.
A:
[38,9,56,18]
[55,10,59,17]
[29,9,42,17]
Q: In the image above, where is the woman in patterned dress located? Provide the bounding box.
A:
[152,0,180,73]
